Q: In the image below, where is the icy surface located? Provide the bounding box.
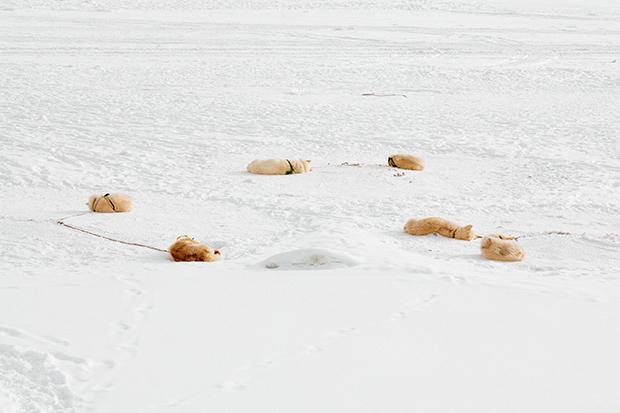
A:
[1,0,619,412]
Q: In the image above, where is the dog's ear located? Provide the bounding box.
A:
[306,159,312,163]
[465,225,473,231]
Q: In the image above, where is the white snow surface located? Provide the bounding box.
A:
[1,0,619,412]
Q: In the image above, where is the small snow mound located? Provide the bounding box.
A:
[261,249,358,271]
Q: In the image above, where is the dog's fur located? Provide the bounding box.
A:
[247,159,312,175]
[480,235,525,262]
[88,193,132,213]
[169,236,221,262]
[404,217,476,241]
[388,154,424,171]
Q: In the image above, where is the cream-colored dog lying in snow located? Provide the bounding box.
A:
[247,159,312,175]
[88,193,132,213]
[388,154,424,171]
[169,236,221,262]
[480,235,525,262]
[404,217,476,241]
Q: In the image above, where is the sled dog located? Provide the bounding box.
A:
[480,235,525,262]
[88,193,132,213]
[404,217,476,241]
[247,159,312,175]
[169,236,221,262]
[388,154,424,171]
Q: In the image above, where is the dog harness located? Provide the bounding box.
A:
[103,193,117,211]
[94,193,116,212]
[285,159,295,175]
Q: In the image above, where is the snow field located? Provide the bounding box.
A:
[1,1,619,412]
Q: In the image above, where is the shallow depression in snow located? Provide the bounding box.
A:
[260,249,358,270]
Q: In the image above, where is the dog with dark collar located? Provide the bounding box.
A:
[87,193,132,213]
[388,154,424,171]
[247,159,312,175]
[404,217,476,241]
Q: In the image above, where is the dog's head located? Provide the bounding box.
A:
[455,224,476,241]
[480,236,494,249]
[294,159,312,173]
[87,195,99,211]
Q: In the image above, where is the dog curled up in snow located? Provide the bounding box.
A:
[247,159,312,175]
[88,193,132,213]
[404,217,477,241]
[169,236,221,262]
[388,154,424,171]
[480,235,525,262]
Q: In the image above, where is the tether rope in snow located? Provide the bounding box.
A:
[56,212,169,253]
[55,211,575,255]
[362,93,408,98]
[514,231,572,240]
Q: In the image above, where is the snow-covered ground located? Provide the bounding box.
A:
[1,0,619,412]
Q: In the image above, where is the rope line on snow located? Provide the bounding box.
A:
[56,212,169,253]
[55,212,576,256]
[56,211,91,222]
[515,231,572,240]
[362,93,408,98]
